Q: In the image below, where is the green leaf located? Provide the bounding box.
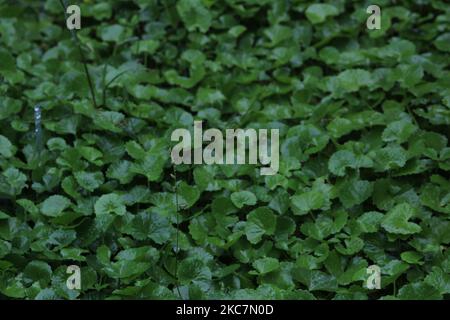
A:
[326,69,373,93]
[78,146,104,165]
[40,195,72,217]
[132,39,160,55]
[305,4,339,24]
[382,119,417,143]
[0,278,26,298]
[294,269,338,292]
[92,111,125,133]
[397,282,442,300]
[231,191,257,208]
[178,182,200,209]
[245,207,277,244]
[106,160,135,184]
[123,211,172,244]
[0,168,27,196]
[291,191,324,215]
[329,150,373,176]
[369,146,408,172]
[381,203,422,235]
[335,237,364,255]
[0,210,10,219]
[23,261,52,284]
[424,267,450,294]
[177,0,212,33]
[357,211,384,233]
[99,24,128,43]
[252,257,280,275]
[400,251,423,265]
[74,171,104,192]
[0,49,15,73]
[338,178,373,208]
[115,246,159,264]
[0,239,11,258]
[94,193,126,216]
[104,261,151,279]
[131,154,166,182]
[60,248,87,262]
[0,135,15,158]
[35,288,58,300]
[434,33,450,52]
[96,245,111,265]
[178,257,212,284]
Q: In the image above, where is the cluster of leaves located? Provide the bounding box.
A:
[1,0,450,300]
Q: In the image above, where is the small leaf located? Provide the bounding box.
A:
[252,257,280,275]
[397,282,441,300]
[291,191,324,215]
[381,203,422,235]
[94,193,126,216]
[23,261,52,284]
[338,178,373,208]
[245,207,277,244]
[305,4,339,24]
[231,191,257,208]
[177,0,212,32]
[0,135,15,158]
[40,195,72,217]
[74,171,104,192]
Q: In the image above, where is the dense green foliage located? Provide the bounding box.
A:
[1,0,450,300]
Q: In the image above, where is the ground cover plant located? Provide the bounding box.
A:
[0,0,449,300]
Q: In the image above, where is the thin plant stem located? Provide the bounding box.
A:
[173,165,182,299]
[103,70,127,106]
[59,0,98,108]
